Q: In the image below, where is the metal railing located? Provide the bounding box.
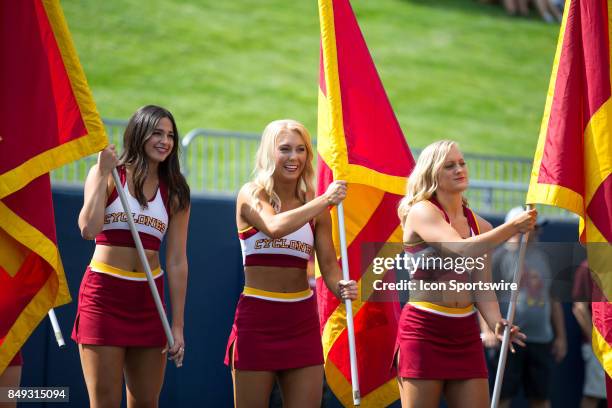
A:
[50,119,573,218]
[181,128,261,194]
[51,119,127,187]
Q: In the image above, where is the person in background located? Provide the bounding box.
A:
[483,0,562,22]
[573,260,607,408]
[532,0,563,23]
[486,207,567,408]
[502,0,529,17]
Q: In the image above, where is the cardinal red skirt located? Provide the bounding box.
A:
[394,302,488,379]
[71,264,166,347]
[225,287,324,371]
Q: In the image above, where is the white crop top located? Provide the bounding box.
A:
[95,166,169,251]
[238,221,314,268]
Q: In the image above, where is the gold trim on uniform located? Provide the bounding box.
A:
[403,240,425,248]
[242,286,313,302]
[89,259,163,281]
[409,301,475,317]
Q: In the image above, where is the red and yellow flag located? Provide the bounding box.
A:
[526,0,612,401]
[0,0,106,372]
[316,0,415,405]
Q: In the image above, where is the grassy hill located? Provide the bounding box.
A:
[62,0,560,157]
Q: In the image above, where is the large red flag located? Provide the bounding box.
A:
[526,0,612,402]
[0,0,106,372]
[317,0,415,405]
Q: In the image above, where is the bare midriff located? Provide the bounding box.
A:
[92,245,160,272]
[244,266,310,293]
[408,283,474,309]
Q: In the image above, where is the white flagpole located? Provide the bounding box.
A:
[491,204,534,408]
[337,202,361,406]
[47,309,65,348]
[111,168,175,351]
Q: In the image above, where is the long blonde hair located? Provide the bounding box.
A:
[249,119,315,212]
[397,140,467,224]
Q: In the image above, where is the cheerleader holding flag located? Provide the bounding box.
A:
[317,0,415,406]
[510,1,612,407]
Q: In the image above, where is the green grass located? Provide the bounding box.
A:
[62,0,560,157]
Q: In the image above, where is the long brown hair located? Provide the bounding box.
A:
[119,105,190,214]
